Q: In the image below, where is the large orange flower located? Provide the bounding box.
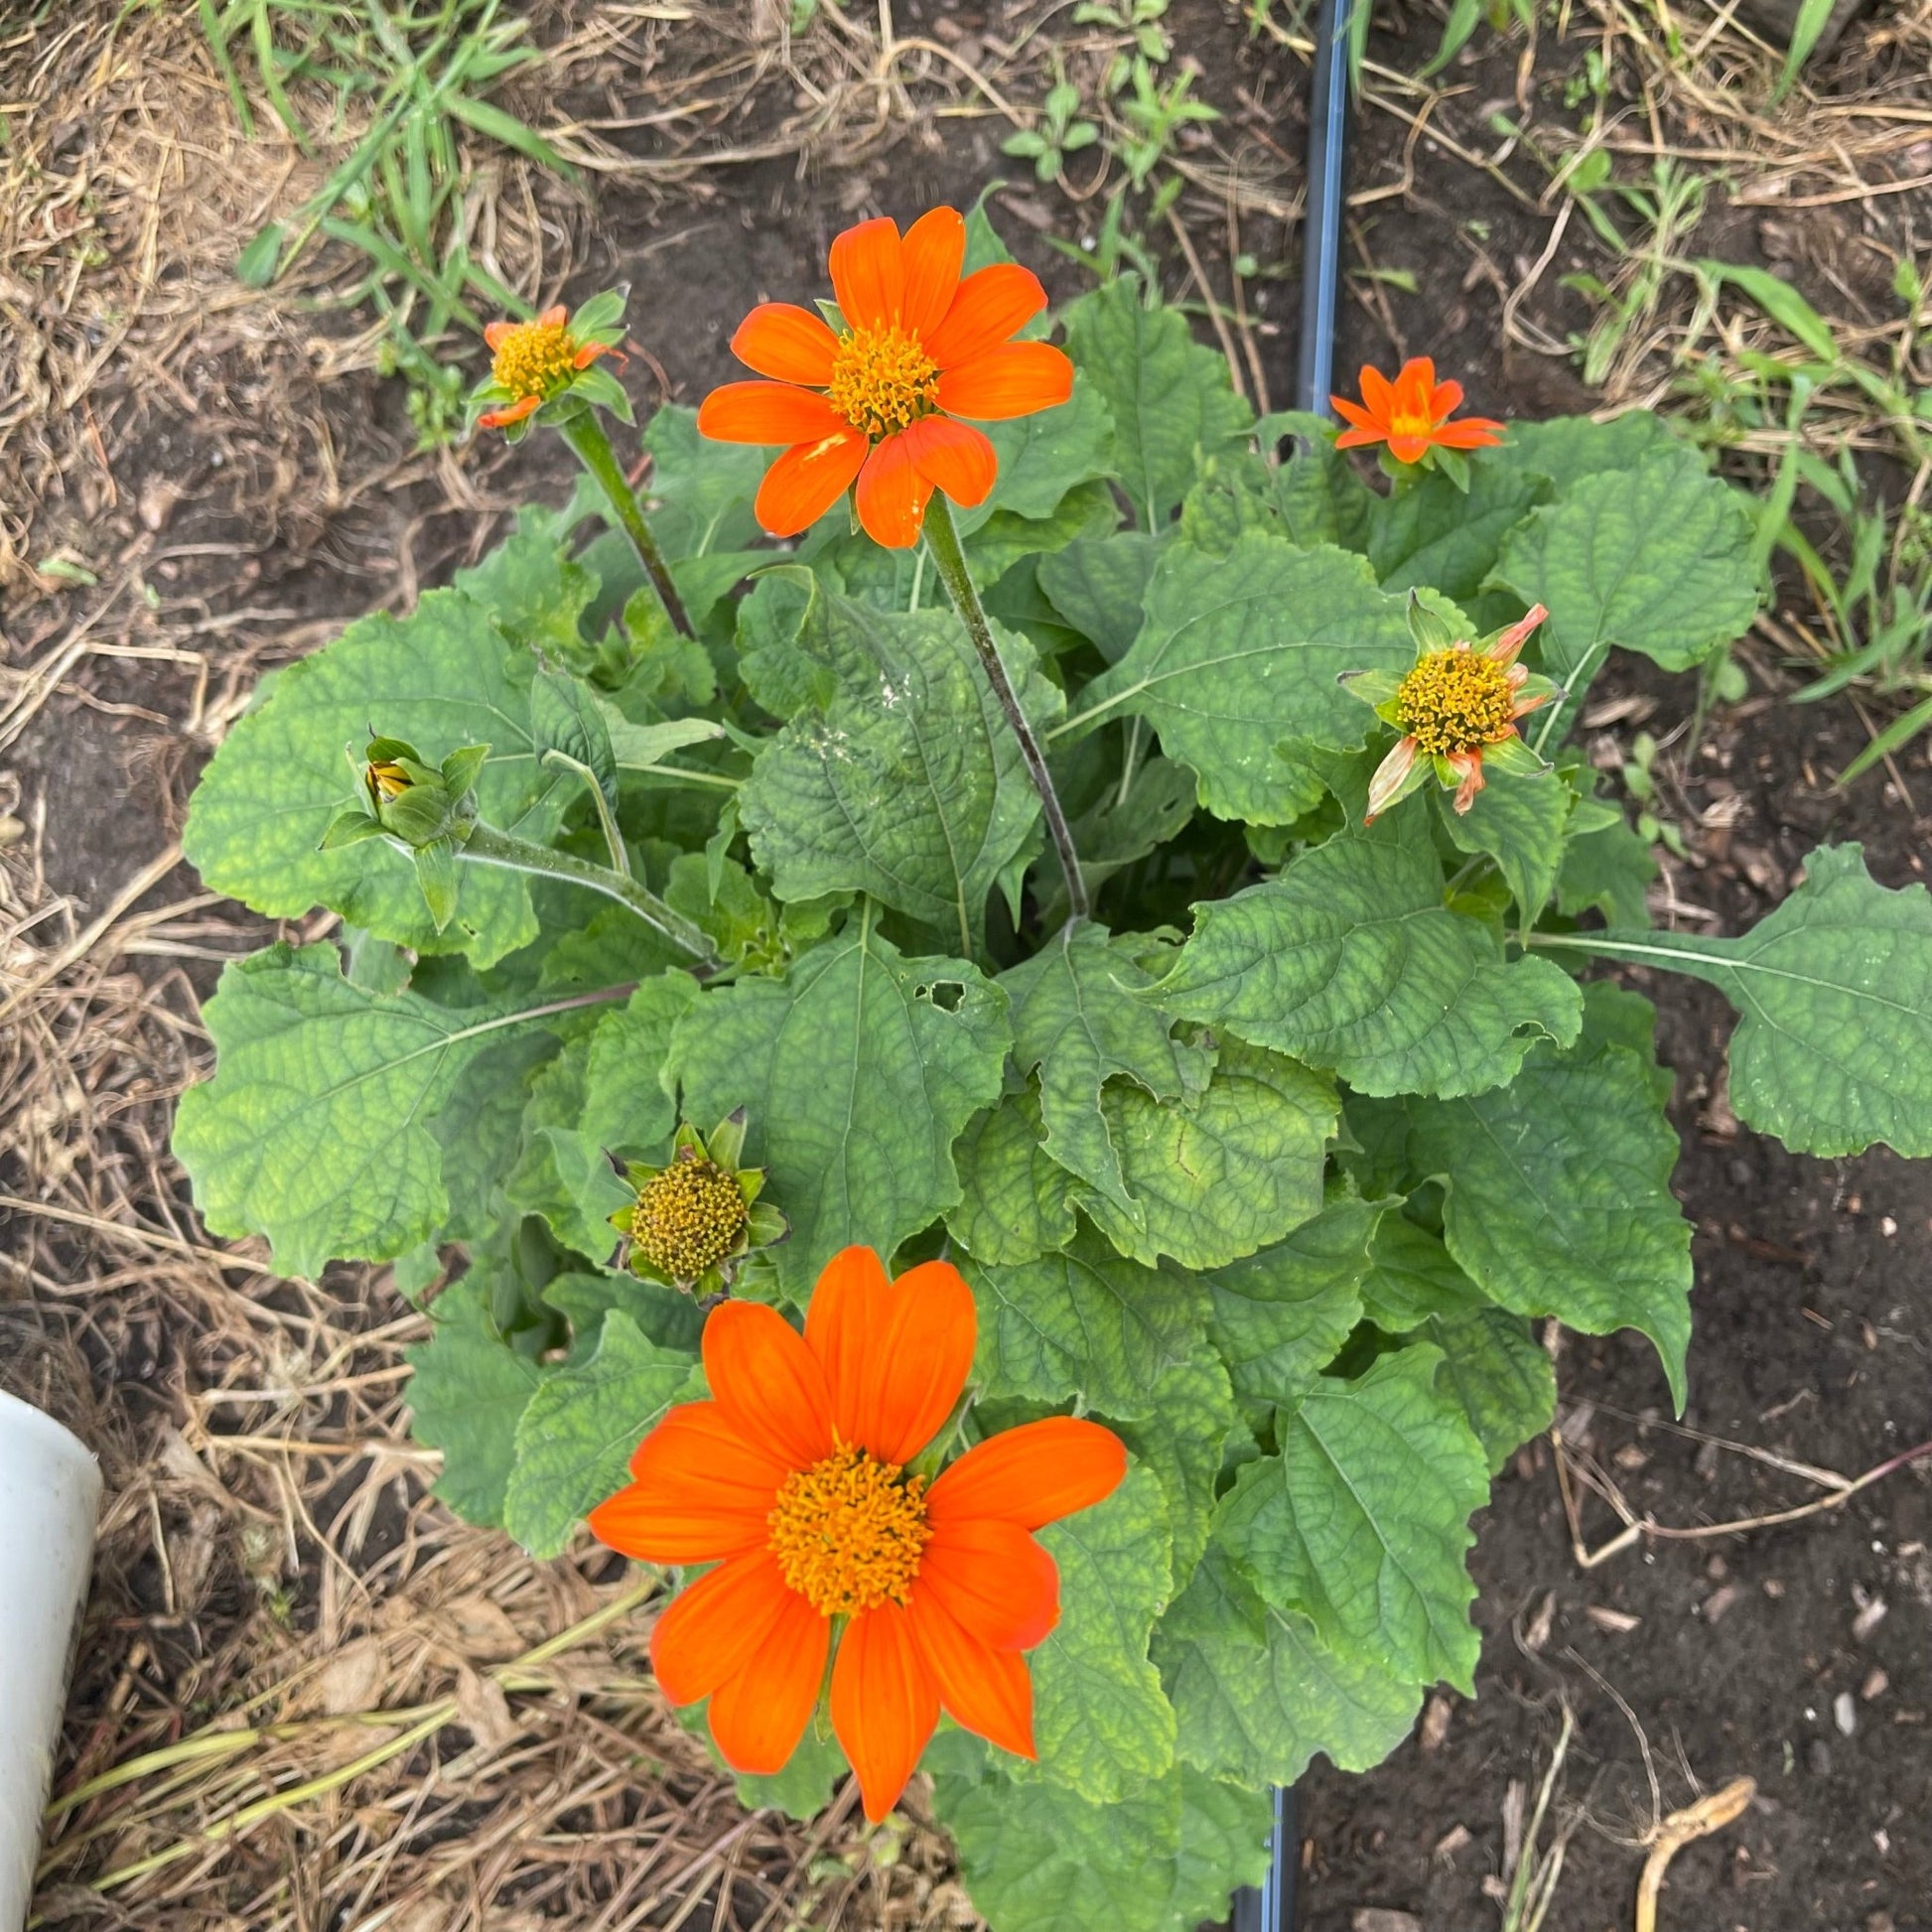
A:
[696,208,1075,549]
[589,1247,1126,1822]
[1331,356,1504,465]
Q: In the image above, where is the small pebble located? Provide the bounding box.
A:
[1835,1691,1857,1736]
[1853,1594,1888,1641]
[1863,1667,1889,1702]
[1880,1216,1897,1237]
[1807,1738,1834,1776]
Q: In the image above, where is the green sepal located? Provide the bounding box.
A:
[1481,733,1549,776]
[320,808,387,851]
[439,742,491,798]
[1406,591,1455,651]
[708,1109,748,1172]
[1339,668,1403,708]
[570,362,634,425]
[414,838,460,931]
[571,286,628,343]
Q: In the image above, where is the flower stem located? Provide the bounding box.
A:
[460,823,719,968]
[922,494,1090,923]
[560,411,694,639]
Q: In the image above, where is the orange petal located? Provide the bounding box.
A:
[755,429,869,536]
[935,342,1073,422]
[707,1587,830,1775]
[831,1602,940,1823]
[805,1245,893,1444]
[1449,750,1486,813]
[732,302,840,385]
[1364,735,1421,824]
[927,1417,1127,1530]
[918,1516,1060,1650]
[1333,423,1388,451]
[697,379,846,446]
[830,215,904,333]
[702,1300,836,1469]
[1398,354,1437,398]
[924,263,1048,368]
[1432,418,1506,450]
[1431,376,1466,420]
[1486,603,1548,667]
[854,431,933,549]
[587,1401,785,1563]
[1387,433,1432,465]
[572,340,616,370]
[908,1591,1035,1759]
[538,305,568,328]
[650,1551,793,1706]
[483,320,515,349]
[1330,394,1379,433]
[478,395,540,429]
[899,415,997,509]
[1356,363,1396,423]
[900,207,967,341]
[855,1259,976,1465]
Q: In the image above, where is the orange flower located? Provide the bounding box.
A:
[478,306,615,429]
[589,1246,1126,1822]
[696,208,1075,549]
[1331,356,1504,466]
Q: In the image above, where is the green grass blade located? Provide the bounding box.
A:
[1834,692,1932,784]
[1773,0,1837,103]
[444,93,577,178]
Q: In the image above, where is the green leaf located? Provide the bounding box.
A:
[1544,843,1932,1157]
[404,1272,551,1528]
[542,1268,704,1358]
[1203,1194,1382,1407]
[738,575,1062,954]
[502,1311,702,1558]
[1402,991,1693,1408]
[183,590,568,966]
[1358,1211,1480,1330]
[1214,1344,1490,1692]
[642,404,768,559]
[174,942,576,1276]
[530,666,618,806]
[1110,1346,1239,1587]
[733,1720,848,1820]
[1071,535,1415,824]
[1000,920,1208,1214]
[1367,463,1551,602]
[433,1031,557,1243]
[664,908,1011,1297]
[456,518,600,658]
[1490,451,1760,733]
[957,376,1117,533]
[1490,412,1685,494]
[1156,1542,1420,1787]
[947,1085,1080,1265]
[1437,762,1574,920]
[961,1225,1208,1415]
[1018,1464,1176,1803]
[1061,277,1253,524]
[1557,797,1657,926]
[504,1040,629,1261]
[1076,1038,1336,1272]
[580,972,700,1156]
[964,478,1121,588]
[1158,805,1583,1097]
[1429,1304,1557,1475]
[1036,531,1168,663]
[931,1742,1272,1932]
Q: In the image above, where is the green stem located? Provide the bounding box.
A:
[922,495,1090,922]
[560,411,694,639]
[460,823,718,967]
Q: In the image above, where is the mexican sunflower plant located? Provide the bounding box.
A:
[173,194,1932,1932]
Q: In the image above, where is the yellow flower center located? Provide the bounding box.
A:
[366,759,412,800]
[827,324,939,440]
[1389,400,1436,441]
[627,1154,748,1283]
[489,318,583,404]
[1395,646,1517,757]
[766,1445,931,1617]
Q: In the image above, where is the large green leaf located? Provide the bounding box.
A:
[1490,411,1686,493]
[931,1739,1272,1932]
[1215,1344,1490,1692]
[1021,1464,1176,1803]
[503,1037,630,1260]
[1110,1346,1240,1587]
[1402,990,1693,1408]
[640,403,768,560]
[1061,277,1253,523]
[1203,1194,1382,1407]
[1490,450,1759,740]
[1430,1305,1557,1475]
[183,588,568,966]
[1367,463,1551,601]
[502,1311,702,1558]
[962,1226,1208,1416]
[947,1085,1080,1265]
[1069,535,1416,824]
[738,573,1061,953]
[1540,843,1932,1157]
[1437,764,1575,922]
[404,1272,551,1529]
[664,909,1010,1296]
[957,377,1117,533]
[1077,1038,1336,1271]
[1158,805,1583,1096]
[175,942,586,1276]
[1156,1542,1420,1787]
[1000,920,1208,1215]
[1557,798,1657,927]
[1036,530,1168,663]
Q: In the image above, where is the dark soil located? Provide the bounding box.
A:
[11,1,1931,1927]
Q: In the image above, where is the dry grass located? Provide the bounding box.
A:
[4,0,1931,1927]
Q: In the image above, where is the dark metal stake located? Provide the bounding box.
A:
[1230,0,1352,1918]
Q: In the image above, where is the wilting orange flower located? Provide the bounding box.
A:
[1343,604,1557,820]
[589,1246,1126,1822]
[1331,356,1504,466]
[478,306,614,429]
[697,208,1075,548]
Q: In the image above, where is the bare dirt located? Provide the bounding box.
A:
[5,1,1931,1927]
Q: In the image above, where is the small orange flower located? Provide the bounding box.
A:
[697,208,1075,549]
[1331,356,1504,466]
[478,306,614,429]
[589,1246,1126,1822]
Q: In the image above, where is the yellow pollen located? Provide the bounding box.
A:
[766,1446,931,1617]
[626,1153,748,1283]
[827,324,939,440]
[1395,646,1517,757]
[489,319,583,404]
